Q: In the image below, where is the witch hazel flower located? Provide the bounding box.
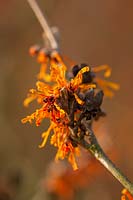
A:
[22,48,119,170]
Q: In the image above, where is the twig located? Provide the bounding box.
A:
[81,140,133,195]
[26,0,133,196]
[27,0,58,50]
[70,119,133,195]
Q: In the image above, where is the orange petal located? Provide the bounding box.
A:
[92,65,111,77]
[121,189,133,200]
[39,123,54,148]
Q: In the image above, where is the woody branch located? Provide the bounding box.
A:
[69,118,133,195]
[27,0,133,196]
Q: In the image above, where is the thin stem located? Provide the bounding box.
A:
[69,122,133,195]
[27,0,133,195]
[80,139,133,195]
[27,0,58,50]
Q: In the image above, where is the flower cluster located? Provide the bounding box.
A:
[22,46,119,170]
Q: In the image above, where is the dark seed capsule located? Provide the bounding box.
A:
[94,90,104,107]
[72,63,95,83]
[72,63,88,77]
[82,71,95,83]
[72,65,80,77]
[85,89,94,100]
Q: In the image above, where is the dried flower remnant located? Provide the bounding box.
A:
[71,63,120,97]
[29,45,66,82]
[22,46,119,169]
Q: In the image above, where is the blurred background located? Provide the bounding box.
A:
[0,0,133,199]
